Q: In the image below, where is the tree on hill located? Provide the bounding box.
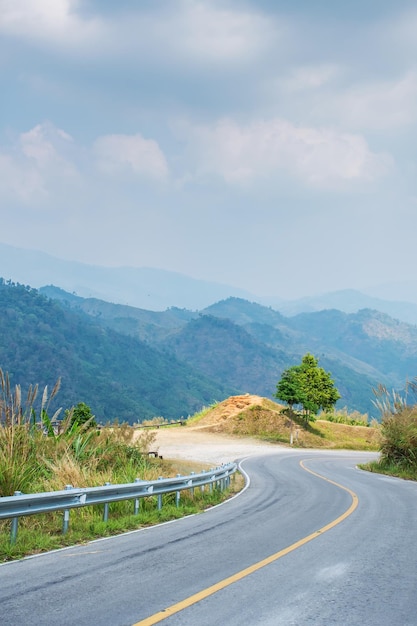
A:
[275,353,340,421]
[66,402,97,429]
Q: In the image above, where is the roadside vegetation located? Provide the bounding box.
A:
[361,382,417,480]
[0,370,241,562]
[274,353,341,421]
[187,394,380,450]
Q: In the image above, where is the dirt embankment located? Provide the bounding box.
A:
[150,394,380,464]
[153,395,280,465]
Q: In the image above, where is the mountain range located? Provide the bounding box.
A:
[2,242,417,422]
[36,286,417,418]
[2,241,417,323]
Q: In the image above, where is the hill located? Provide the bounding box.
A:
[38,291,417,417]
[188,394,380,450]
[4,242,417,323]
[0,280,235,423]
[0,242,255,310]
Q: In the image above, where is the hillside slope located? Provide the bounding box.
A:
[40,290,415,416]
[0,281,235,422]
[189,394,380,450]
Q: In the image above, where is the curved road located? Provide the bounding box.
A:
[1,449,417,625]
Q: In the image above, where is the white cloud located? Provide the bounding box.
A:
[320,72,417,131]
[99,0,279,70]
[20,123,73,168]
[170,0,276,63]
[0,122,78,203]
[181,118,391,189]
[282,64,340,92]
[0,151,45,201]
[0,0,101,47]
[93,134,169,181]
[0,0,277,66]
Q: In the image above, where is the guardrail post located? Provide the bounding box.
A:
[62,485,73,535]
[103,482,111,522]
[157,477,163,511]
[190,472,195,498]
[134,478,141,515]
[176,474,181,507]
[10,491,22,545]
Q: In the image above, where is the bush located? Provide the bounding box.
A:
[319,407,369,427]
[379,407,417,467]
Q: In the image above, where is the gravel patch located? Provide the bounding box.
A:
[153,427,282,466]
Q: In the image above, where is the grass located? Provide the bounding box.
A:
[186,402,219,425]
[0,372,244,562]
[187,396,380,451]
[360,459,417,481]
[360,385,417,481]
[0,472,244,562]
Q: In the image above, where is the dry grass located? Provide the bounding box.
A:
[188,394,380,450]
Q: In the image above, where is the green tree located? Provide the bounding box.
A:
[275,353,340,421]
[274,365,306,443]
[274,365,305,412]
[66,402,97,429]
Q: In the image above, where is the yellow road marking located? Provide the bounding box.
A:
[133,459,359,625]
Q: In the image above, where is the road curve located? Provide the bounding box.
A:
[1,449,417,625]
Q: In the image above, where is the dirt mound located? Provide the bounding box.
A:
[188,395,380,450]
[192,394,286,435]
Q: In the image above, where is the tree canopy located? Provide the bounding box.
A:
[275,353,340,420]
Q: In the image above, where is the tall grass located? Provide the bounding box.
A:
[318,407,371,427]
[362,381,417,480]
[0,371,240,561]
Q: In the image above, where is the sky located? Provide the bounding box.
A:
[1,0,417,299]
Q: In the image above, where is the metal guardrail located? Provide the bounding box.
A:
[0,463,237,545]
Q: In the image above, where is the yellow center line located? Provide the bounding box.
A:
[133,459,359,626]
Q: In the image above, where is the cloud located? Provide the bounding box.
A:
[181,117,391,188]
[0,0,277,69]
[166,0,276,64]
[93,134,169,180]
[282,64,340,92]
[0,122,78,203]
[0,0,101,47]
[378,8,417,57]
[0,151,45,202]
[319,72,417,131]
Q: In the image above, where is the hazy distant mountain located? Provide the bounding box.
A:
[0,242,255,311]
[262,289,417,325]
[204,297,417,387]
[39,285,196,344]
[3,241,417,324]
[366,280,417,305]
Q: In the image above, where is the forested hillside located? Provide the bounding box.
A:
[34,287,417,417]
[39,288,395,416]
[0,281,235,422]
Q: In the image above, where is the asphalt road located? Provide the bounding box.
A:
[1,449,416,626]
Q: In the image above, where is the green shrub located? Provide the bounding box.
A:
[379,407,417,467]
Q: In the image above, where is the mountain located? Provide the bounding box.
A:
[201,298,417,389]
[0,242,255,311]
[0,280,235,423]
[367,280,417,305]
[262,289,417,325]
[41,290,407,416]
[39,285,196,344]
[162,315,290,398]
[3,242,417,323]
